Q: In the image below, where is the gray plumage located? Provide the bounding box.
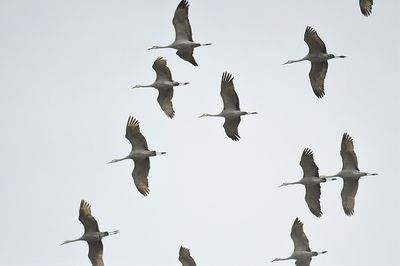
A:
[61,200,119,266]
[108,116,166,196]
[148,0,211,66]
[199,72,257,141]
[271,218,327,266]
[132,57,189,118]
[284,26,345,98]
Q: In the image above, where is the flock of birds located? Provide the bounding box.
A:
[60,0,377,265]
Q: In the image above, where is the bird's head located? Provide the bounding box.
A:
[198,113,209,118]
[283,60,295,65]
[148,45,161,50]
[131,85,141,89]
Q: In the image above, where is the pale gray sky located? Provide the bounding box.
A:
[0,0,399,265]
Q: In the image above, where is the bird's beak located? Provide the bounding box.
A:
[282,61,290,65]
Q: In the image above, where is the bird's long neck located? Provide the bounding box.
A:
[132,84,154,89]
[60,237,82,245]
[271,256,291,262]
[279,181,301,187]
[284,57,307,64]
[199,113,222,118]
[148,44,172,50]
[108,155,130,164]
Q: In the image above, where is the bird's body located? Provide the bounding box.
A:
[279,148,336,217]
[61,200,119,266]
[108,116,166,196]
[325,133,377,215]
[272,218,327,266]
[148,0,211,66]
[360,0,373,16]
[132,57,189,118]
[199,72,257,141]
[179,246,197,266]
[284,26,345,98]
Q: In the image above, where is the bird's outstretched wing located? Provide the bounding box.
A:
[176,48,198,66]
[152,57,172,82]
[220,72,240,111]
[340,133,359,170]
[173,0,193,42]
[341,178,359,216]
[309,61,328,98]
[132,158,150,196]
[295,257,312,266]
[125,116,149,150]
[223,117,241,141]
[360,0,373,17]
[290,218,311,252]
[88,241,104,266]
[305,185,322,217]
[157,88,175,118]
[300,148,319,178]
[304,26,327,54]
[179,246,197,266]
[79,200,100,234]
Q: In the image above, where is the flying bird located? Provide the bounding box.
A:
[61,200,119,266]
[148,0,211,66]
[132,57,189,118]
[108,116,166,196]
[179,246,197,266]
[199,72,257,141]
[324,133,377,215]
[271,218,327,266]
[360,0,373,16]
[279,148,336,217]
[284,26,346,98]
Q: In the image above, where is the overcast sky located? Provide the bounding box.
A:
[0,0,399,265]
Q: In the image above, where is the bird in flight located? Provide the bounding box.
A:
[324,133,377,215]
[61,200,119,266]
[179,246,197,266]
[148,0,211,66]
[199,72,257,141]
[279,148,336,217]
[108,116,166,196]
[284,26,345,98]
[272,218,327,266]
[132,57,189,118]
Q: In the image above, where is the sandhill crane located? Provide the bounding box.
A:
[279,148,337,217]
[108,116,166,196]
[132,57,189,118]
[179,246,197,266]
[325,133,377,215]
[199,72,257,141]
[283,26,346,98]
[360,0,373,16]
[148,0,211,66]
[61,200,119,266]
[271,218,327,266]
